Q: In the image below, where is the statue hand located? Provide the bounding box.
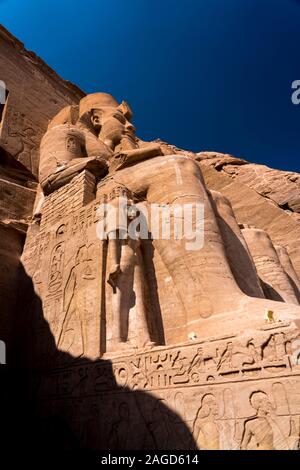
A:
[64,156,108,178]
[109,144,162,172]
[107,264,121,290]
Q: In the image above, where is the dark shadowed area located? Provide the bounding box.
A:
[0,262,197,458]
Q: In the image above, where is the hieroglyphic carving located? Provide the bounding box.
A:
[222,388,238,450]
[262,333,287,362]
[37,326,300,405]
[57,243,96,357]
[48,242,65,294]
[5,111,41,174]
[127,330,298,390]
[35,336,300,450]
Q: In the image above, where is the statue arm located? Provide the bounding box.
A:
[84,128,113,161]
[107,235,121,291]
[109,144,162,172]
[39,126,110,193]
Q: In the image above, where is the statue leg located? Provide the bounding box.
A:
[132,244,154,346]
[151,157,243,324]
[108,156,240,324]
[109,241,135,346]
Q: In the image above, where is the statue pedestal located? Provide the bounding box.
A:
[35,321,300,450]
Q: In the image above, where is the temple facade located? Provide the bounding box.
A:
[1,26,300,450]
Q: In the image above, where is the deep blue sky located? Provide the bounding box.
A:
[1,0,300,171]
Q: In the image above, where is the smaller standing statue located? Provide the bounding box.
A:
[105,187,155,349]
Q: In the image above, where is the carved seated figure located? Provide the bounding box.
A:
[39,93,162,194]
[39,92,300,347]
[39,106,111,195]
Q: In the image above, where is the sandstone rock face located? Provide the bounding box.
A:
[1,30,300,450]
[0,150,37,355]
[222,161,300,213]
[0,25,84,362]
[0,24,84,177]
[0,224,24,351]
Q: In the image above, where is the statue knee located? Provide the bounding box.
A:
[163,155,202,179]
[169,156,202,178]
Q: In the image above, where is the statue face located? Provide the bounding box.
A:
[91,110,102,131]
[91,107,136,149]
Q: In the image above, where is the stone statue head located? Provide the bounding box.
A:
[79,92,136,151]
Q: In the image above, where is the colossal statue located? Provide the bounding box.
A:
[37,92,300,350]
[19,91,300,451]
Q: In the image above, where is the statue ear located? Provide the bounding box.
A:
[118,100,133,121]
[90,108,102,124]
[90,108,98,118]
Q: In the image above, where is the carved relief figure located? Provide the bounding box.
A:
[83,404,101,450]
[241,391,275,450]
[48,242,65,293]
[189,347,205,372]
[7,112,39,173]
[57,244,96,357]
[193,393,220,450]
[216,341,261,371]
[262,333,287,362]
